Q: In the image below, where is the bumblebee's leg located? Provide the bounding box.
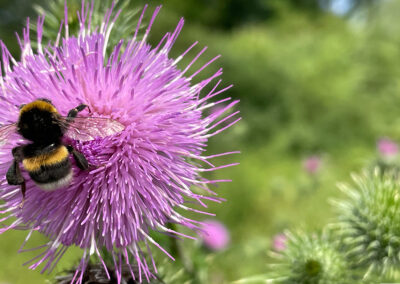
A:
[67,145,89,170]
[6,146,26,207]
[67,104,89,120]
[6,160,24,185]
[20,182,26,208]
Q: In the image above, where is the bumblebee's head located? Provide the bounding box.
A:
[18,99,63,143]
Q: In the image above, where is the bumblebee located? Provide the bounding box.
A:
[0,98,124,206]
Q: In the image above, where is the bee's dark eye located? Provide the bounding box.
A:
[19,104,26,110]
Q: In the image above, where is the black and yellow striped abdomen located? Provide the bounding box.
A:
[22,145,73,190]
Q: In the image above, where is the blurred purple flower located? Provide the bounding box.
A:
[303,156,322,175]
[200,220,230,251]
[272,233,287,251]
[378,138,398,158]
[0,3,239,283]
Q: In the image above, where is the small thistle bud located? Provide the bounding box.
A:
[333,169,400,280]
[265,230,353,283]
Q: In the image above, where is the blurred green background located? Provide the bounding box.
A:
[0,0,400,283]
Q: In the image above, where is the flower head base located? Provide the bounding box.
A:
[0,2,239,283]
[200,220,230,251]
[55,263,162,284]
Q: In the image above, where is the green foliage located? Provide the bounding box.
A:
[147,0,380,29]
[333,170,400,280]
[148,3,400,153]
[213,15,396,150]
[0,0,43,57]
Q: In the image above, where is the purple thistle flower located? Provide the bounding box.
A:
[303,156,322,175]
[0,2,239,283]
[377,138,398,158]
[199,220,230,251]
[272,233,287,252]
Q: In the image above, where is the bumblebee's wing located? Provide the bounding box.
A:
[61,117,125,141]
[0,123,18,146]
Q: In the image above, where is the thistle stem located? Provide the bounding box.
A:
[167,223,199,280]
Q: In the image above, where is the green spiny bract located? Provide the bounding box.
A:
[32,0,142,54]
[266,230,354,284]
[333,169,400,280]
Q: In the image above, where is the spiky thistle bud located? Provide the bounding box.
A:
[264,231,353,284]
[332,169,400,280]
